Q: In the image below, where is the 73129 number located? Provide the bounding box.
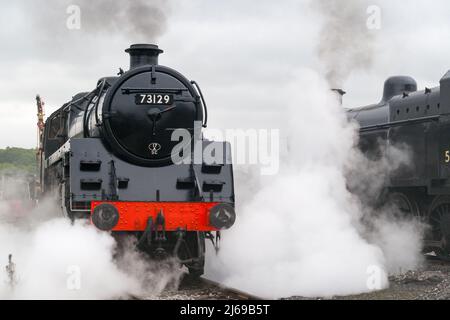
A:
[135,94,173,105]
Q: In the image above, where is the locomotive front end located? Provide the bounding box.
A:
[42,44,236,276]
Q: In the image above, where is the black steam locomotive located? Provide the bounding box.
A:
[347,72,450,255]
[38,44,236,276]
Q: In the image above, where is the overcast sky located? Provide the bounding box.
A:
[1,0,450,148]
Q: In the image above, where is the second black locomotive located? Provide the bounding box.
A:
[347,71,450,255]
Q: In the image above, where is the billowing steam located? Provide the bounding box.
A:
[26,0,171,43]
[311,0,376,88]
[70,0,171,41]
[0,184,183,300]
[206,70,425,299]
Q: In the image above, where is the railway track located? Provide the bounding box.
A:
[196,277,263,300]
[425,252,450,264]
[126,275,264,300]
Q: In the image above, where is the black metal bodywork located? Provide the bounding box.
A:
[347,72,450,254]
[39,44,235,275]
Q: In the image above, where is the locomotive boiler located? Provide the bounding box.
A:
[37,44,236,276]
[347,72,450,255]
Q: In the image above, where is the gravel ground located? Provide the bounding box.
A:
[339,258,450,300]
[148,257,450,300]
[284,257,450,300]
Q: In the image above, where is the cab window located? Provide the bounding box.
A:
[48,114,62,140]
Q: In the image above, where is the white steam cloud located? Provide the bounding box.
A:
[70,0,171,42]
[0,192,182,300]
[26,0,172,43]
[206,70,425,299]
[311,0,377,88]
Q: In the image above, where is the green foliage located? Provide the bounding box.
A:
[0,147,37,174]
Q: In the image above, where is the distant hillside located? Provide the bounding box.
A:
[0,147,37,174]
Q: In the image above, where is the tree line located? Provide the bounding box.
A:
[0,147,37,174]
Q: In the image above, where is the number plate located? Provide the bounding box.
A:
[135,94,174,105]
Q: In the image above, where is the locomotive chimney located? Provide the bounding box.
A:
[331,88,346,106]
[125,44,163,70]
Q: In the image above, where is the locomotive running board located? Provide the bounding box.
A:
[360,115,440,132]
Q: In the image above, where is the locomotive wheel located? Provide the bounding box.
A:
[428,196,450,255]
[386,192,420,219]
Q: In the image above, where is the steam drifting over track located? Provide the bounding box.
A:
[128,276,264,300]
